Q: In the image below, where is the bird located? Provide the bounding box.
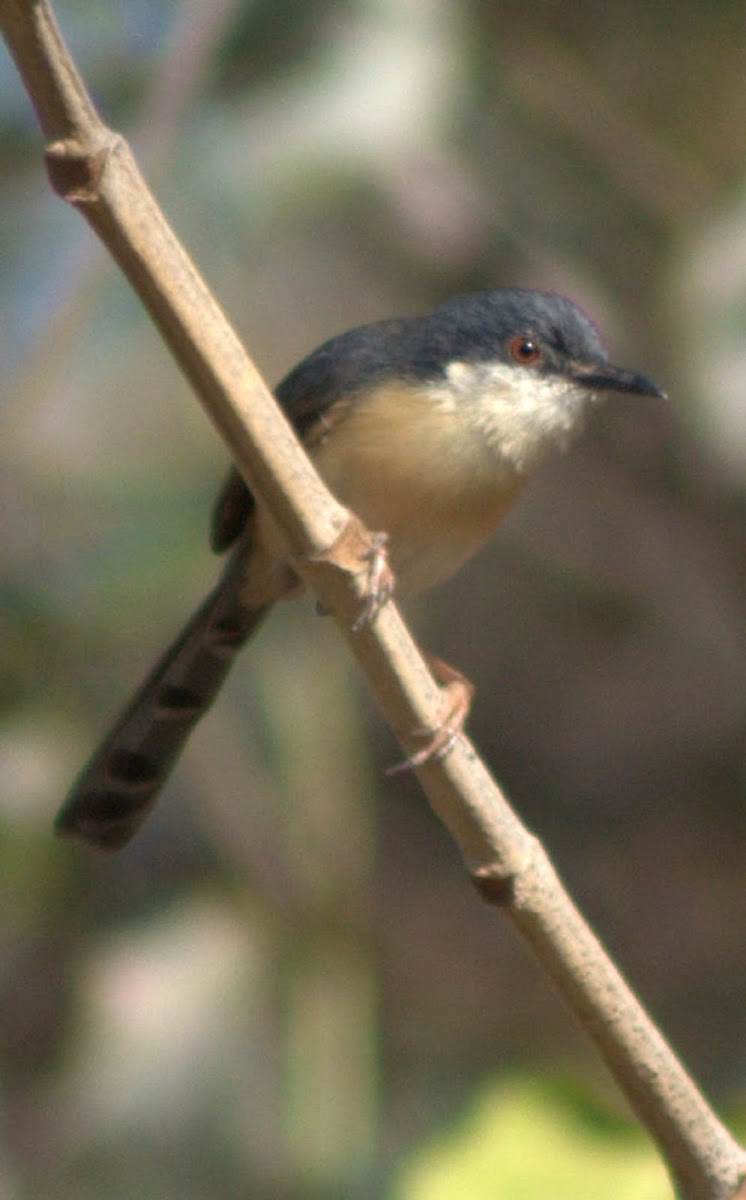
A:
[56,288,664,851]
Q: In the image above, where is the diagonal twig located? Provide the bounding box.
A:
[1,3,744,1197]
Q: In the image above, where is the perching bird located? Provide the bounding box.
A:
[56,288,664,851]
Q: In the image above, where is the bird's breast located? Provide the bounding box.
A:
[308,381,525,595]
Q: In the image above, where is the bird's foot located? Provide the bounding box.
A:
[352,531,395,631]
[387,655,474,774]
[309,520,394,626]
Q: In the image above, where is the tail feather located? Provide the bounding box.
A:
[57,545,268,851]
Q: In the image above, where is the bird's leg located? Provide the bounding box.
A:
[387,654,474,774]
[352,531,395,630]
[311,522,395,627]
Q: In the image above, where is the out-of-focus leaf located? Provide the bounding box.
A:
[391,1074,670,1200]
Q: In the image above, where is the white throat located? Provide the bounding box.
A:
[435,359,596,474]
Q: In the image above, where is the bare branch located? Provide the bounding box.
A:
[2,3,744,1197]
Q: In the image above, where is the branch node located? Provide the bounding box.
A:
[299,514,395,627]
[470,866,517,907]
[45,133,112,203]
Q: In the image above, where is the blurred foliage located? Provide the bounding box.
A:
[391,1075,671,1200]
[1,0,745,1197]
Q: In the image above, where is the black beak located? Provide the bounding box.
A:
[569,361,666,399]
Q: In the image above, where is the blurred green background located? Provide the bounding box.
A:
[1,1,745,1197]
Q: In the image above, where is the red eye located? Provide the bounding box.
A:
[509,335,542,365]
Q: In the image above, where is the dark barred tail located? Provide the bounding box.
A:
[56,547,269,852]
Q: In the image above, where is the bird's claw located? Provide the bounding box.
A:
[352,532,395,631]
[387,658,474,774]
